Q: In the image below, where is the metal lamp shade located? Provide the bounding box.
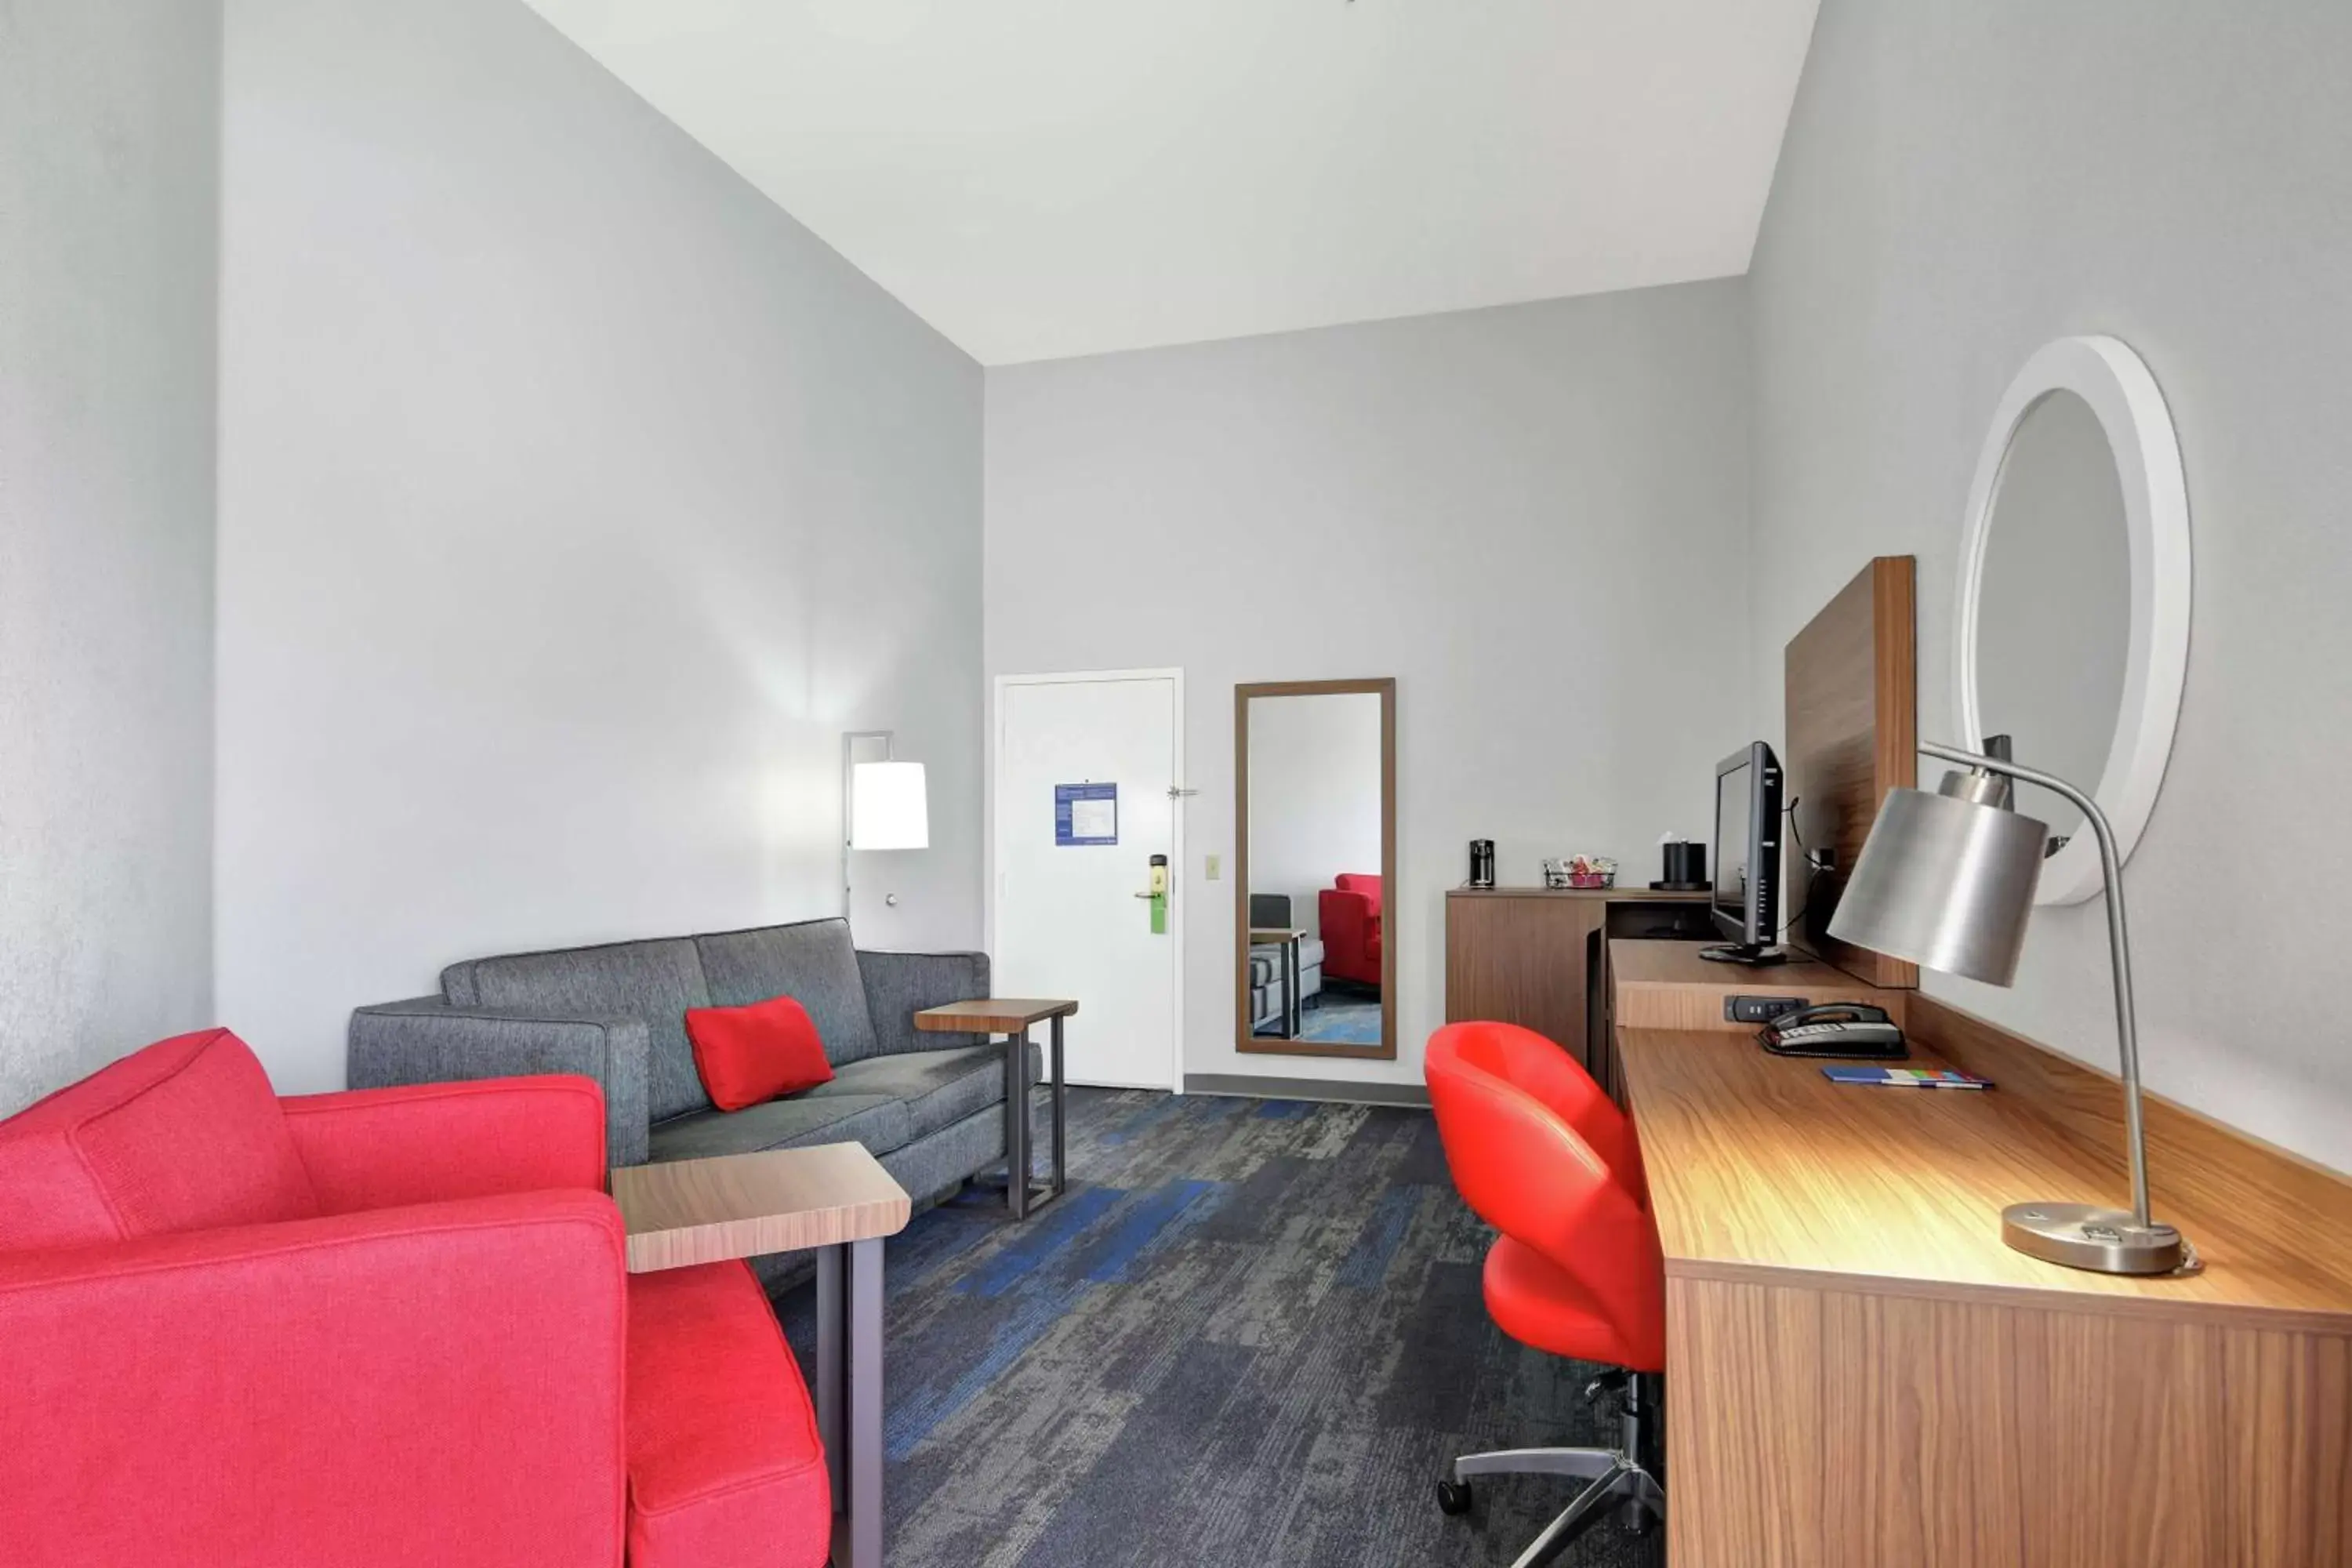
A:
[1827,782,2049,986]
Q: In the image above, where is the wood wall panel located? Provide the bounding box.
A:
[1784,555,1918,987]
[1668,1275,2352,1568]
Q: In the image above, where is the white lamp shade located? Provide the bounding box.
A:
[850,761,929,851]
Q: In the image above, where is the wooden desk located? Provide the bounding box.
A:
[1612,942,2352,1567]
[611,1145,909,1568]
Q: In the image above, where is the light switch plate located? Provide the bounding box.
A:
[1205,854,1221,880]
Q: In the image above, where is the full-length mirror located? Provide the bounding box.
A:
[1235,679,1396,1058]
[1957,336,2190,906]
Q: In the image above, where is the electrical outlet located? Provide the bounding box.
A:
[1205,853,1221,880]
[1726,995,1809,1024]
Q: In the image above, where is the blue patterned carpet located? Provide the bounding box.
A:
[774,1089,1661,1568]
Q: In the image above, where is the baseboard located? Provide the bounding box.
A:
[1183,1073,1429,1109]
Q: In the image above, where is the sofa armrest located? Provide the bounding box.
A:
[857,949,991,1054]
[349,998,652,1167]
[0,1190,627,1568]
[282,1076,608,1212]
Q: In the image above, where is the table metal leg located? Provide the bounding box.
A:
[1050,1012,1067,1201]
[815,1243,845,1515]
[844,1236,885,1568]
[1285,938,1303,1037]
[1004,1029,1030,1220]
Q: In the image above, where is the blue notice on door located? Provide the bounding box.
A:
[1054,782,1118,846]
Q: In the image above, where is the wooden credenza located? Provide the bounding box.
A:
[1443,887,1710,1091]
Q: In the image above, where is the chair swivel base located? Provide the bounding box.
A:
[1439,1447,1663,1568]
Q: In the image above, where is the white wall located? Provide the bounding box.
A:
[217,0,985,1092]
[987,282,1751,1086]
[1247,692,1385,942]
[1749,1,2352,1170]
[0,0,221,1115]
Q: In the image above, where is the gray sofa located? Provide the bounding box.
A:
[348,917,1037,1209]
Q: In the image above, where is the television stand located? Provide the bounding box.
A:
[1699,943,1788,967]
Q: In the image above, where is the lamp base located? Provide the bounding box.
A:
[2001,1201,2187,1276]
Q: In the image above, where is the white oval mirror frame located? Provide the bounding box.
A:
[1955,336,2191,906]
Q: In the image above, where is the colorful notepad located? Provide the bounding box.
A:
[1821,1065,1992,1091]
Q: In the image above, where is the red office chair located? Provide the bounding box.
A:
[1425,1022,1666,1564]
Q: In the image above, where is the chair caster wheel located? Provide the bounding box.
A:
[1436,1478,1474,1516]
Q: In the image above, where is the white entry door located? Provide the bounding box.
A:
[994,671,1181,1090]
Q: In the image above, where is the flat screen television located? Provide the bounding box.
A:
[1704,742,1786,965]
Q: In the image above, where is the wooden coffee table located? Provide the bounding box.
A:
[912,998,1077,1220]
[610,1143,910,1568]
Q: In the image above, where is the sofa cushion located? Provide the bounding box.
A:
[464,938,712,1123]
[626,1260,829,1568]
[695,920,880,1065]
[803,1045,1040,1145]
[648,1093,911,1165]
[0,1029,319,1252]
[685,996,834,1111]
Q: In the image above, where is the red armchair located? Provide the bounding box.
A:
[0,1028,828,1568]
[1319,872,1385,987]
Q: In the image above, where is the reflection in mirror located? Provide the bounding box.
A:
[1236,681,1395,1058]
[1973,389,2130,846]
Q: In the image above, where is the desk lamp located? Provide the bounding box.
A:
[1828,739,2189,1276]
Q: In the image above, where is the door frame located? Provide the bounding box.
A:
[990,667,1186,1094]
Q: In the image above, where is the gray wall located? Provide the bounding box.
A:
[216,0,985,1091]
[986,281,1751,1087]
[1749,1,2352,1169]
[0,1,222,1115]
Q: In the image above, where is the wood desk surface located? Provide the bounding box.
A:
[610,1143,909,1273]
[913,997,1078,1033]
[1618,1025,2352,1329]
[1610,939,1868,989]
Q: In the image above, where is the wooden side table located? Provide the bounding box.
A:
[610,1144,911,1568]
[1249,927,1308,1038]
[913,997,1077,1219]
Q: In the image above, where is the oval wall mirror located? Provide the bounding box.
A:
[1955,336,2190,906]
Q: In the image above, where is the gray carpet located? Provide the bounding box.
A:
[773,1088,1662,1568]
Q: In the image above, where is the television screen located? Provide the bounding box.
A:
[1713,757,1751,925]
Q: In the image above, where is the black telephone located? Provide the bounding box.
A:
[1757,1002,1908,1060]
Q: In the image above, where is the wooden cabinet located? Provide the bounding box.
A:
[1444,888,1710,1083]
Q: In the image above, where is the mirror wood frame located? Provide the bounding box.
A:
[1233,678,1397,1060]
[1956,335,2190,906]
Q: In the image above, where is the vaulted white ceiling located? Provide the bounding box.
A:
[523,0,1820,365]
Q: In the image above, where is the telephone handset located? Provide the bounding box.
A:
[1757,1002,1908,1060]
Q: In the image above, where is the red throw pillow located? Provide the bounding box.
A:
[684,996,835,1111]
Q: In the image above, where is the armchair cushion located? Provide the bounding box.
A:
[626,1260,830,1568]
[281,1076,608,1213]
[0,1189,629,1568]
[0,1029,318,1251]
[684,996,835,1111]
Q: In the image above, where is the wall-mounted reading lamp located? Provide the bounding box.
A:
[1828,737,2190,1277]
[843,730,928,916]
